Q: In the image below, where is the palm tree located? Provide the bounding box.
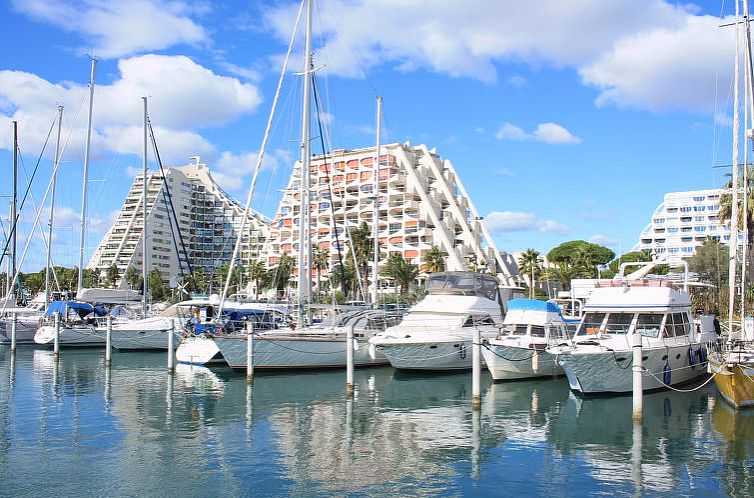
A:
[422,245,445,273]
[382,253,419,297]
[329,263,357,299]
[719,171,754,282]
[247,259,267,300]
[271,254,295,299]
[312,247,329,303]
[517,249,542,298]
[348,222,373,299]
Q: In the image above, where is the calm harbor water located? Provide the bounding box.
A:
[0,346,752,497]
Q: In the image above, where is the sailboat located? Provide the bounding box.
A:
[708,0,754,408]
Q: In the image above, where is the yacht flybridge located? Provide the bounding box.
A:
[369,272,504,370]
[549,262,718,394]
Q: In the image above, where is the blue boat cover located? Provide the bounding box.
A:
[44,300,108,318]
[507,298,561,313]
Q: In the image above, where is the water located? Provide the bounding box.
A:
[0,346,752,497]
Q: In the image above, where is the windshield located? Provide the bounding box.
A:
[576,313,605,336]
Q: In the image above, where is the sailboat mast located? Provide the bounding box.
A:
[142,97,149,317]
[741,0,754,332]
[729,0,741,337]
[78,57,97,293]
[372,96,382,306]
[45,106,64,308]
[11,120,17,300]
[297,0,313,322]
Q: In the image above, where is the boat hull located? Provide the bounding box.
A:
[175,336,225,365]
[557,343,710,394]
[34,324,105,347]
[0,317,40,344]
[375,339,478,371]
[709,354,754,408]
[214,334,388,370]
[482,343,563,380]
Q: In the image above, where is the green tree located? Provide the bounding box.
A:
[546,240,615,287]
[247,259,267,300]
[688,237,729,314]
[313,247,329,302]
[422,245,445,273]
[148,267,169,301]
[106,263,119,288]
[518,248,542,298]
[271,254,295,298]
[124,266,142,291]
[329,263,357,299]
[382,253,419,296]
[348,222,373,299]
[601,250,669,279]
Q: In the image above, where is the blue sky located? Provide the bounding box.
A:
[0,0,742,273]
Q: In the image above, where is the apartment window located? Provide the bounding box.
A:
[680,217,692,223]
[708,205,719,211]
[653,218,665,224]
[693,196,705,202]
[667,227,679,233]
[693,206,705,212]
[667,208,678,213]
[680,207,692,212]
[694,226,706,232]
[695,216,705,222]
[389,223,401,231]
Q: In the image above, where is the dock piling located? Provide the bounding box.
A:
[246,321,254,384]
[472,326,481,409]
[632,331,643,421]
[53,312,60,356]
[167,319,175,374]
[10,312,17,353]
[105,316,112,367]
[346,323,355,395]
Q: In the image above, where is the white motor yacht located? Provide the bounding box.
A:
[369,272,504,371]
[482,298,570,380]
[548,262,718,395]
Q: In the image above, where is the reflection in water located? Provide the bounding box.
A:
[0,349,752,496]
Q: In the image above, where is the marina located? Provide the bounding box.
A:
[1,346,752,497]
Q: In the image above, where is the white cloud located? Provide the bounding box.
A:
[0,55,262,161]
[212,149,284,192]
[492,167,514,177]
[581,199,617,222]
[588,234,619,246]
[508,75,526,87]
[12,0,208,58]
[263,1,725,113]
[580,14,734,112]
[485,211,570,235]
[495,121,580,144]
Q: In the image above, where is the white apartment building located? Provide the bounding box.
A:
[88,157,270,288]
[262,142,518,295]
[636,189,727,262]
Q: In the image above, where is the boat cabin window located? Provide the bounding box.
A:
[462,315,495,327]
[635,314,663,338]
[577,313,606,336]
[530,325,545,337]
[604,313,634,334]
[548,325,569,341]
[663,312,690,337]
[425,272,499,301]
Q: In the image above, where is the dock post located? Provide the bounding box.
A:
[632,331,643,421]
[346,323,355,395]
[167,319,175,374]
[105,315,112,367]
[246,321,254,384]
[472,326,481,409]
[10,312,17,353]
[53,312,60,356]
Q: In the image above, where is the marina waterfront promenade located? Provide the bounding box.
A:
[0,346,751,496]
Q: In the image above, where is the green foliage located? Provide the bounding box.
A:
[546,240,615,287]
[602,250,657,278]
[688,237,729,288]
[329,263,357,299]
[382,253,419,296]
[270,254,295,297]
[106,263,119,288]
[422,245,445,273]
[124,266,142,290]
[148,267,169,301]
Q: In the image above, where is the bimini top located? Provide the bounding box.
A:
[425,272,499,301]
[44,300,107,318]
[507,298,561,313]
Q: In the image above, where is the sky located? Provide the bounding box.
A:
[0,0,744,274]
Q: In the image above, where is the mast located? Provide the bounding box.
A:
[297,0,313,323]
[11,121,17,301]
[45,106,64,308]
[142,97,149,317]
[729,0,741,337]
[78,57,97,293]
[742,0,754,333]
[372,96,382,306]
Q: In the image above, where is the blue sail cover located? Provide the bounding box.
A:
[44,300,107,318]
[507,298,561,313]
